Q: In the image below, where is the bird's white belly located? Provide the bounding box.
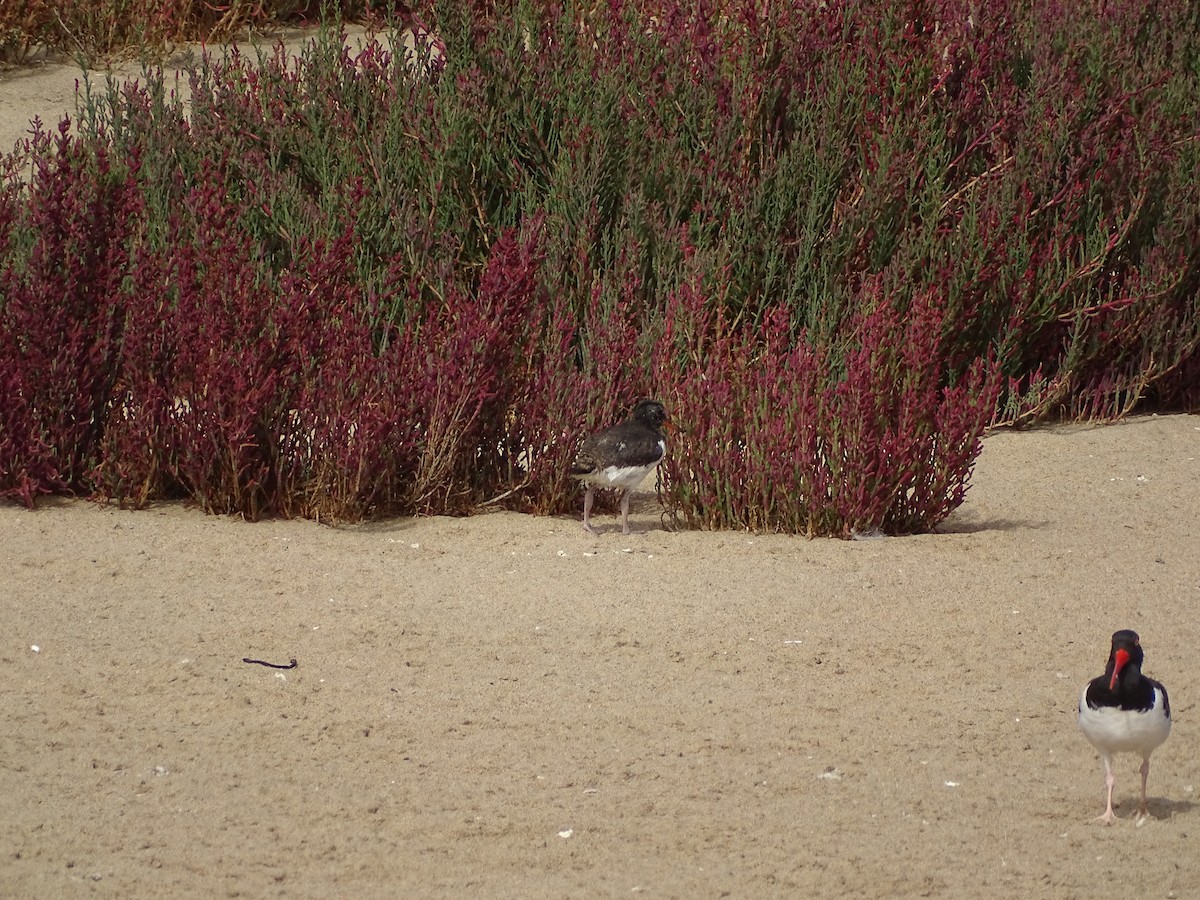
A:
[1078,687,1171,754]
[588,461,659,490]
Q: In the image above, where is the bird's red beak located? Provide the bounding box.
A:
[1109,648,1131,690]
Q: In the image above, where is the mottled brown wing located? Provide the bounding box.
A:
[571,420,664,476]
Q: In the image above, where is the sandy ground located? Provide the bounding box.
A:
[1,414,1197,899]
[1,45,219,157]
[0,26,404,157]
[3,44,1200,900]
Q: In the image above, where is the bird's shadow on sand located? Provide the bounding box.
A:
[1144,796,1197,821]
[335,516,423,535]
[935,514,1045,535]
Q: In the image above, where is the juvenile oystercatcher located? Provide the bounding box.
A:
[1077,629,1172,824]
[570,400,670,535]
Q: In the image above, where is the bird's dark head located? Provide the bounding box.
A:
[631,399,670,430]
[1108,629,1144,691]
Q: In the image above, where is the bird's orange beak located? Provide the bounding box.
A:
[1109,648,1130,691]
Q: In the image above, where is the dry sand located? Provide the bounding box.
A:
[0,26,424,158]
[2,45,1200,900]
[3,415,1198,899]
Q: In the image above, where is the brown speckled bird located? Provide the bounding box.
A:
[570,400,669,535]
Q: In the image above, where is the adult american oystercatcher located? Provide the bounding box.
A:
[570,400,670,535]
[1077,629,1172,824]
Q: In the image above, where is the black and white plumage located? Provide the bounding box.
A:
[570,400,670,535]
[1077,629,1171,824]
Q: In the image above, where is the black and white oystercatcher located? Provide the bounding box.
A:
[1077,629,1171,824]
[571,400,670,535]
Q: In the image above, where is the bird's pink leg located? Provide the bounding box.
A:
[582,486,599,535]
[619,490,633,535]
[1095,755,1118,825]
[1137,757,1152,819]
